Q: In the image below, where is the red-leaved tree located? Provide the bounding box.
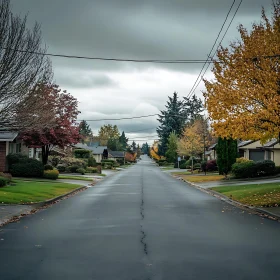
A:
[21,84,80,164]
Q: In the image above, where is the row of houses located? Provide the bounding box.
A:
[0,129,126,172]
[205,139,280,165]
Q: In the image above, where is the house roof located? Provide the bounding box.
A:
[0,131,18,141]
[205,150,212,155]
[238,140,255,147]
[91,146,107,155]
[74,143,90,150]
[208,143,217,149]
[263,138,279,147]
[108,150,125,158]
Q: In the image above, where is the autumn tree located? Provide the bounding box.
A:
[204,2,280,143]
[216,137,238,176]
[177,120,205,165]
[98,124,120,145]
[165,132,178,163]
[21,84,80,164]
[0,0,52,128]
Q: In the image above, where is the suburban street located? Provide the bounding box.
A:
[0,155,279,280]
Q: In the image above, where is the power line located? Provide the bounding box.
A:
[125,127,158,133]
[186,0,237,99]
[187,0,244,99]
[79,114,158,121]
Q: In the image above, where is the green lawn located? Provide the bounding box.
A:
[0,180,81,204]
[181,174,224,183]
[59,175,95,181]
[211,183,280,207]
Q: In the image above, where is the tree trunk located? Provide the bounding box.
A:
[41,145,50,165]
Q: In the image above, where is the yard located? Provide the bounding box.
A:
[174,173,224,183]
[212,183,280,207]
[0,180,81,204]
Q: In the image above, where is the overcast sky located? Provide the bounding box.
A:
[11,0,272,144]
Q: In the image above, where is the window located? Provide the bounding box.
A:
[266,150,272,160]
[249,150,265,162]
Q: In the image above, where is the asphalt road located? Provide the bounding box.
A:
[1,155,280,280]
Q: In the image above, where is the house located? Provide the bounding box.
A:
[205,143,217,161]
[108,150,125,163]
[238,139,280,165]
[73,143,107,162]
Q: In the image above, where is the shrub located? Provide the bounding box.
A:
[44,164,53,170]
[113,162,120,168]
[48,156,59,167]
[10,159,44,177]
[86,167,98,173]
[6,153,29,166]
[101,159,115,164]
[101,162,113,168]
[231,161,256,178]
[193,163,201,170]
[275,166,280,175]
[206,160,218,172]
[0,177,7,187]
[0,172,12,184]
[43,170,59,180]
[77,168,86,175]
[179,161,187,169]
[69,165,79,173]
[254,160,275,177]
[57,165,66,173]
[201,161,207,172]
[74,149,91,158]
[88,157,97,167]
[58,157,86,168]
[236,157,251,163]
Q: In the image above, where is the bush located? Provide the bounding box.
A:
[6,153,29,166]
[193,163,201,170]
[206,160,218,172]
[231,161,257,178]
[74,149,91,158]
[44,164,53,170]
[201,161,207,172]
[101,159,115,164]
[275,166,280,175]
[77,168,86,175]
[254,160,275,177]
[236,157,251,163]
[57,165,66,173]
[113,162,120,168]
[179,161,187,169]
[0,172,12,184]
[69,165,79,173]
[48,156,59,167]
[43,170,59,180]
[88,157,97,167]
[58,157,86,168]
[86,167,98,173]
[101,162,113,168]
[10,159,44,177]
[0,177,7,187]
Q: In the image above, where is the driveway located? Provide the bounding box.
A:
[0,155,280,279]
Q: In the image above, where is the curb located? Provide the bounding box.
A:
[0,186,88,227]
[177,176,280,222]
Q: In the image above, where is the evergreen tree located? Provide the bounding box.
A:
[119,131,128,150]
[107,138,122,151]
[182,95,204,124]
[216,137,238,175]
[157,92,184,155]
[141,142,150,155]
[79,120,93,144]
[165,132,178,163]
[131,141,137,152]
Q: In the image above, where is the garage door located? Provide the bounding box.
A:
[249,150,265,162]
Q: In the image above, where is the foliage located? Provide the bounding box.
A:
[69,165,79,173]
[206,159,218,172]
[6,153,29,166]
[21,84,80,165]
[58,157,86,168]
[125,152,137,162]
[231,160,276,178]
[107,137,123,151]
[275,166,280,175]
[0,172,12,184]
[0,177,7,187]
[165,132,178,163]
[76,168,86,175]
[119,131,128,151]
[74,149,91,158]
[86,167,98,173]
[101,159,115,163]
[98,124,120,145]
[10,159,44,177]
[177,119,205,157]
[43,170,59,180]
[193,163,201,170]
[48,156,60,167]
[201,161,207,172]
[79,120,93,144]
[216,137,238,175]
[57,165,66,173]
[182,95,204,124]
[236,157,251,163]
[88,157,97,167]
[44,164,53,170]
[204,3,280,143]
[141,142,150,155]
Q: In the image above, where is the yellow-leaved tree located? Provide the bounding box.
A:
[204,2,280,143]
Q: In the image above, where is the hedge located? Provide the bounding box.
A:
[10,158,44,178]
[86,167,98,173]
[43,170,59,180]
[77,168,86,175]
[6,153,29,166]
[44,164,53,170]
[231,160,276,179]
[0,177,7,187]
[101,159,115,164]
[88,157,97,167]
